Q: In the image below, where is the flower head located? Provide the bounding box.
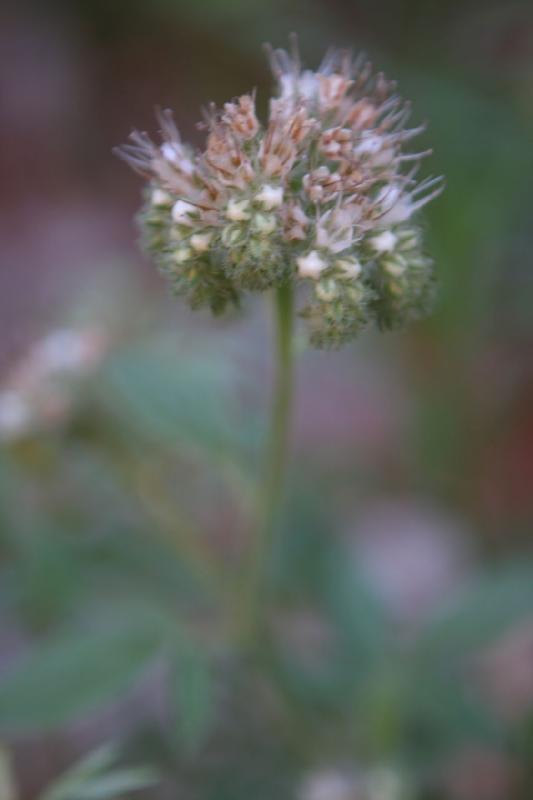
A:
[116,39,443,347]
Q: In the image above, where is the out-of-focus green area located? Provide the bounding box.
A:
[0,1,532,798]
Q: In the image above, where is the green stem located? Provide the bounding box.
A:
[244,281,294,640]
[261,281,294,540]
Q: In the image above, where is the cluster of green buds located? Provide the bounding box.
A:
[116,40,442,347]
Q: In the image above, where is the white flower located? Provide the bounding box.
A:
[172,199,196,224]
[226,198,251,221]
[371,147,395,167]
[370,230,398,253]
[318,74,351,111]
[152,188,172,206]
[34,329,98,374]
[316,209,354,254]
[355,132,394,167]
[280,70,318,103]
[299,770,356,800]
[0,391,31,440]
[379,197,413,226]
[355,132,384,155]
[190,233,212,252]
[174,247,192,263]
[376,184,415,226]
[161,142,178,162]
[297,250,328,279]
[255,184,284,210]
[161,143,194,175]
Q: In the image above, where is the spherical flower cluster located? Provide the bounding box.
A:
[116,41,443,348]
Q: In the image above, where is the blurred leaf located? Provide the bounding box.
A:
[404,70,532,339]
[0,625,162,731]
[270,483,335,597]
[405,669,503,760]
[322,543,389,665]
[11,530,83,628]
[169,639,215,753]
[269,486,390,713]
[96,337,258,463]
[86,527,209,609]
[399,561,533,756]
[40,743,158,800]
[416,560,533,660]
[41,745,118,800]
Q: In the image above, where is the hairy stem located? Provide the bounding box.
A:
[244,281,294,640]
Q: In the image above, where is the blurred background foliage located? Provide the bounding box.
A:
[0,0,533,798]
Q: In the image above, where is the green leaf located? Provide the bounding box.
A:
[169,641,215,753]
[401,561,533,756]
[322,544,389,662]
[416,560,533,660]
[97,337,257,461]
[41,744,158,800]
[0,626,162,732]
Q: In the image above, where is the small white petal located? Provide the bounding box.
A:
[161,143,194,175]
[376,185,414,226]
[370,230,398,253]
[255,184,284,210]
[174,247,192,263]
[330,238,352,254]
[297,250,328,279]
[280,71,318,102]
[152,188,172,206]
[379,199,413,226]
[315,224,330,249]
[172,199,196,223]
[179,158,195,176]
[161,142,178,162]
[376,184,402,207]
[190,233,212,252]
[299,71,319,100]
[355,133,384,155]
[372,147,395,167]
[226,199,250,222]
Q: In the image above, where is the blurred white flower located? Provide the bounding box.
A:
[0,327,107,442]
[353,500,470,630]
[0,392,31,441]
[300,770,360,800]
[299,766,407,800]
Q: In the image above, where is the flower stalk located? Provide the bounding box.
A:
[115,37,444,641]
[237,281,294,643]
